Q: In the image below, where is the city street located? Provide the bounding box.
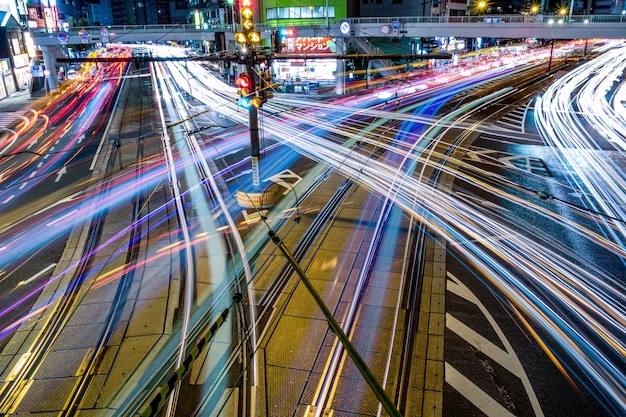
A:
[0,40,624,417]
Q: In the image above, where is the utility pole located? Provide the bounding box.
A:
[246,61,261,187]
[234,0,263,187]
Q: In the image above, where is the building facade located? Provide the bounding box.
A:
[0,11,30,98]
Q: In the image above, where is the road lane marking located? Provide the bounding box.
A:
[17,263,57,287]
[445,363,517,417]
[55,166,67,182]
[45,209,78,226]
[446,272,544,416]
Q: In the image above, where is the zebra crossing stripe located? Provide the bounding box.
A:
[0,112,23,128]
[446,272,544,416]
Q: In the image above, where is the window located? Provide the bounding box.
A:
[265,6,334,20]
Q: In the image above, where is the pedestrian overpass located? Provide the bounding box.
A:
[30,14,625,91]
[30,14,626,48]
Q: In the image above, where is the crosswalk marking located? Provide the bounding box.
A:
[446,272,544,416]
[493,107,527,132]
[445,363,517,417]
[0,112,23,129]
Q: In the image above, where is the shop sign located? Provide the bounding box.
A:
[31,65,44,77]
[283,37,334,54]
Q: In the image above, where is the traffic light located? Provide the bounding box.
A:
[281,27,296,38]
[236,72,263,108]
[235,0,261,45]
[249,96,263,109]
[272,30,282,53]
[236,73,253,96]
[234,32,247,44]
[258,71,274,104]
[215,31,225,54]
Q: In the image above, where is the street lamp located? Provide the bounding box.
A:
[468,0,487,19]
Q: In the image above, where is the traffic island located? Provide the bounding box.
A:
[236,182,282,209]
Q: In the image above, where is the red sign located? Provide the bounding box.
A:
[283,37,334,54]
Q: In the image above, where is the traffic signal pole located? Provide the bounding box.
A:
[246,62,261,186]
[234,0,264,187]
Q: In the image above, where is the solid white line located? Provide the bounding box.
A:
[45,209,78,226]
[89,72,128,171]
[18,263,57,287]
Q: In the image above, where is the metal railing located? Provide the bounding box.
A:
[28,14,626,37]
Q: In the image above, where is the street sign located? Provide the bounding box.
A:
[380,24,390,35]
[57,32,69,44]
[99,27,110,42]
[340,20,351,36]
[78,29,89,43]
[31,65,43,77]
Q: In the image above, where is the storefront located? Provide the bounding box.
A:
[0,12,31,99]
[272,37,338,90]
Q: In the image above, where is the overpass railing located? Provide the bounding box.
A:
[350,14,626,24]
[28,14,626,38]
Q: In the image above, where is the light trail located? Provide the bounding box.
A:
[0,41,623,415]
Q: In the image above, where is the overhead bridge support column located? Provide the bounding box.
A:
[41,45,61,93]
[335,37,345,95]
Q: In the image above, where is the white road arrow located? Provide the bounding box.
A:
[55,166,67,182]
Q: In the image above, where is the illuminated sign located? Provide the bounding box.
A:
[283,37,335,54]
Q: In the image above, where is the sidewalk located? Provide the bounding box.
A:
[0,89,42,113]
[0,88,52,129]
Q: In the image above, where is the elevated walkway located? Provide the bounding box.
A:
[29,14,626,48]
